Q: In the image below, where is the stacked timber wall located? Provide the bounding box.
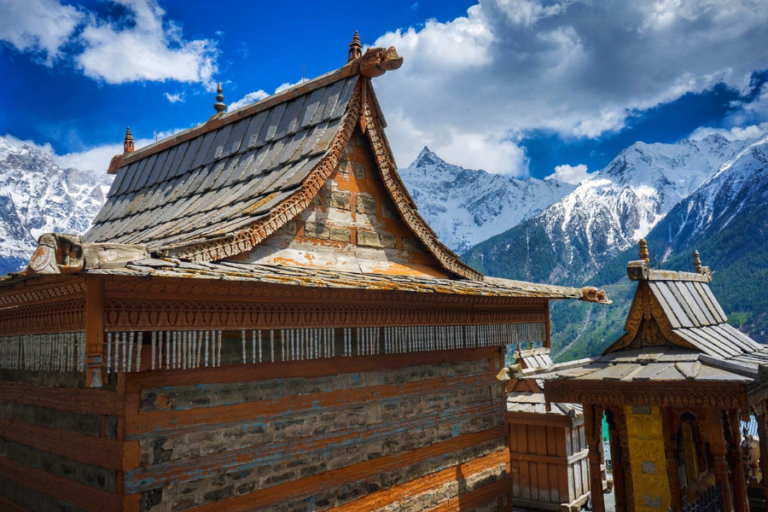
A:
[124,346,511,511]
[0,369,122,511]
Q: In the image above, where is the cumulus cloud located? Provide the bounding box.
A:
[0,0,83,64]
[229,90,270,111]
[372,0,768,175]
[229,80,307,112]
[0,0,218,86]
[546,163,590,184]
[165,92,185,103]
[689,83,768,141]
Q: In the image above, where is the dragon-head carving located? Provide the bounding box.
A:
[359,46,403,78]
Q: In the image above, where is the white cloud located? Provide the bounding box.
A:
[229,90,270,111]
[546,163,590,184]
[0,0,218,87]
[372,0,768,174]
[229,80,309,112]
[77,0,218,86]
[689,83,768,141]
[0,0,83,64]
[165,92,185,103]
[56,127,183,173]
[0,134,56,156]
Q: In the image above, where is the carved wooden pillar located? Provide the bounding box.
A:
[85,276,105,388]
[584,403,606,512]
[757,403,768,512]
[706,408,734,512]
[606,407,627,512]
[661,407,683,510]
[726,409,749,512]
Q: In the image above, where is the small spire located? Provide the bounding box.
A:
[123,127,134,153]
[693,250,703,273]
[639,239,649,263]
[213,83,226,114]
[348,30,362,61]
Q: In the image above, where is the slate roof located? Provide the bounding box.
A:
[520,345,768,384]
[506,392,583,417]
[85,76,360,250]
[617,265,763,359]
[80,257,596,300]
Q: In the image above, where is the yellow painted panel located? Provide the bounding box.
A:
[625,405,671,511]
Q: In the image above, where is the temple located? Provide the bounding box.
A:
[518,240,768,512]
[0,35,609,512]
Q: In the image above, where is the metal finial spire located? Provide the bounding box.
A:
[693,250,703,273]
[213,83,226,114]
[348,31,362,61]
[639,239,649,263]
[123,127,134,153]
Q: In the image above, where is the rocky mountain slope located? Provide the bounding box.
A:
[399,147,574,253]
[0,137,111,275]
[551,136,768,360]
[463,134,752,286]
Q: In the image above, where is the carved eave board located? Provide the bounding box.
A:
[85,69,480,280]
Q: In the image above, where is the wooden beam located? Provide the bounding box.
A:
[583,404,605,512]
[706,408,734,512]
[85,275,105,388]
[757,403,768,512]
[661,407,683,510]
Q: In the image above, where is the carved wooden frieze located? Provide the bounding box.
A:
[545,380,749,409]
[103,297,546,330]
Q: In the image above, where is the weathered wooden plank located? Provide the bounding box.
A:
[0,381,119,416]
[0,418,122,470]
[0,455,121,512]
[160,426,507,512]
[126,347,500,391]
[330,449,509,511]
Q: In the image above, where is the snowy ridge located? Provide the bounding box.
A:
[399,147,575,253]
[658,135,768,251]
[463,134,754,284]
[0,136,111,272]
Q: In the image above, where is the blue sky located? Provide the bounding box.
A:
[1,0,767,182]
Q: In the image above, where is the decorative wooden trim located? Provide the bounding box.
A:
[0,299,85,336]
[545,380,749,409]
[103,294,546,330]
[0,278,86,306]
[362,81,483,281]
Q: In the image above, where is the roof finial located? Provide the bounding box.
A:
[213,83,226,114]
[348,30,362,61]
[123,127,134,154]
[639,239,649,263]
[693,249,703,273]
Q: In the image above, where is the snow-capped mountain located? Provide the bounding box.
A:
[399,147,575,253]
[654,135,768,255]
[0,136,112,274]
[463,134,753,285]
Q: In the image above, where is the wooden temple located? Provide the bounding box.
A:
[517,240,768,512]
[0,35,610,512]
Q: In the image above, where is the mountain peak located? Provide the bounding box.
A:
[413,146,445,167]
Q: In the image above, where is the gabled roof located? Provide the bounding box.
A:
[607,245,762,359]
[84,49,483,280]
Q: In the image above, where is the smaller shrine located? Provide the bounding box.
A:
[513,240,768,512]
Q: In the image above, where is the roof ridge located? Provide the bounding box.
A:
[118,63,360,170]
